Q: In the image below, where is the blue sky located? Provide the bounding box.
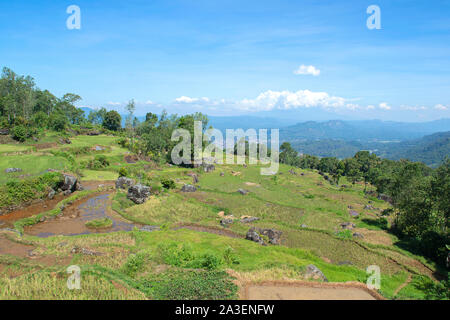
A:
[1,0,450,121]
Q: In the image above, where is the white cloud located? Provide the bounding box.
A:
[144,100,155,105]
[366,105,375,110]
[239,90,347,111]
[107,101,121,106]
[174,96,210,104]
[400,105,427,111]
[434,104,448,110]
[379,102,391,110]
[293,65,320,76]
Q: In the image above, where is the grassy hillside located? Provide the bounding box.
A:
[0,133,443,300]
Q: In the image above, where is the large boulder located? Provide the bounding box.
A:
[5,168,22,173]
[0,128,9,135]
[62,174,78,192]
[246,228,265,245]
[304,264,328,282]
[258,228,282,245]
[181,184,197,192]
[340,222,356,229]
[127,184,151,204]
[116,177,135,190]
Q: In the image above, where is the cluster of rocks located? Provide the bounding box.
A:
[288,169,297,175]
[202,163,215,173]
[5,168,22,173]
[115,177,152,204]
[61,174,83,196]
[245,227,282,245]
[87,131,101,136]
[59,138,72,145]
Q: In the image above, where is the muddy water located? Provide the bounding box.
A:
[25,193,138,238]
[0,194,66,229]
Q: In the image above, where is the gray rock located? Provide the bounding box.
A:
[181,184,197,192]
[337,261,353,266]
[202,163,215,173]
[220,172,225,177]
[220,218,234,227]
[63,190,72,196]
[48,189,56,200]
[240,217,260,223]
[116,177,135,190]
[127,184,152,204]
[140,225,161,232]
[94,145,105,151]
[353,232,364,239]
[364,205,374,210]
[349,210,359,218]
[5,168,22,173]
[289,169,297,175]
[301,224,308,228]
[340,222,356,229]
[304,264,328,282]
[62,174,78,192]
[0,128,9,135]
[238,189,249,195]
[75,182,84,191]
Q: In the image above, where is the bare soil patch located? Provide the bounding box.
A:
[243,281,383,300]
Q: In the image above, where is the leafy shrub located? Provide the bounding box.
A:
[414,274,450,300]
[122,253,147,277]
[161,178,176,189]
[118,167,128,177]
[143,270,238,300]
[49,112,67,131]
[87,155,110,169]
[0,172,63,209]
[11,125,29,142]
[223,246,240,265]
[157,243,223,270]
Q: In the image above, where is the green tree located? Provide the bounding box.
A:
[102,110,122,131]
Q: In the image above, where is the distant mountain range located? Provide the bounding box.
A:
[79,107,449,166]
[279,119,450,142]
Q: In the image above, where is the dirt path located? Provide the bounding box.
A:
[244,281,383,300]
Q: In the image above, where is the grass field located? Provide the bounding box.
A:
[0,133,440,300]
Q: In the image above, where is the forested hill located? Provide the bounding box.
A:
[280,119,450,142]
[289,131,450,167]
[377,131,450,167]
